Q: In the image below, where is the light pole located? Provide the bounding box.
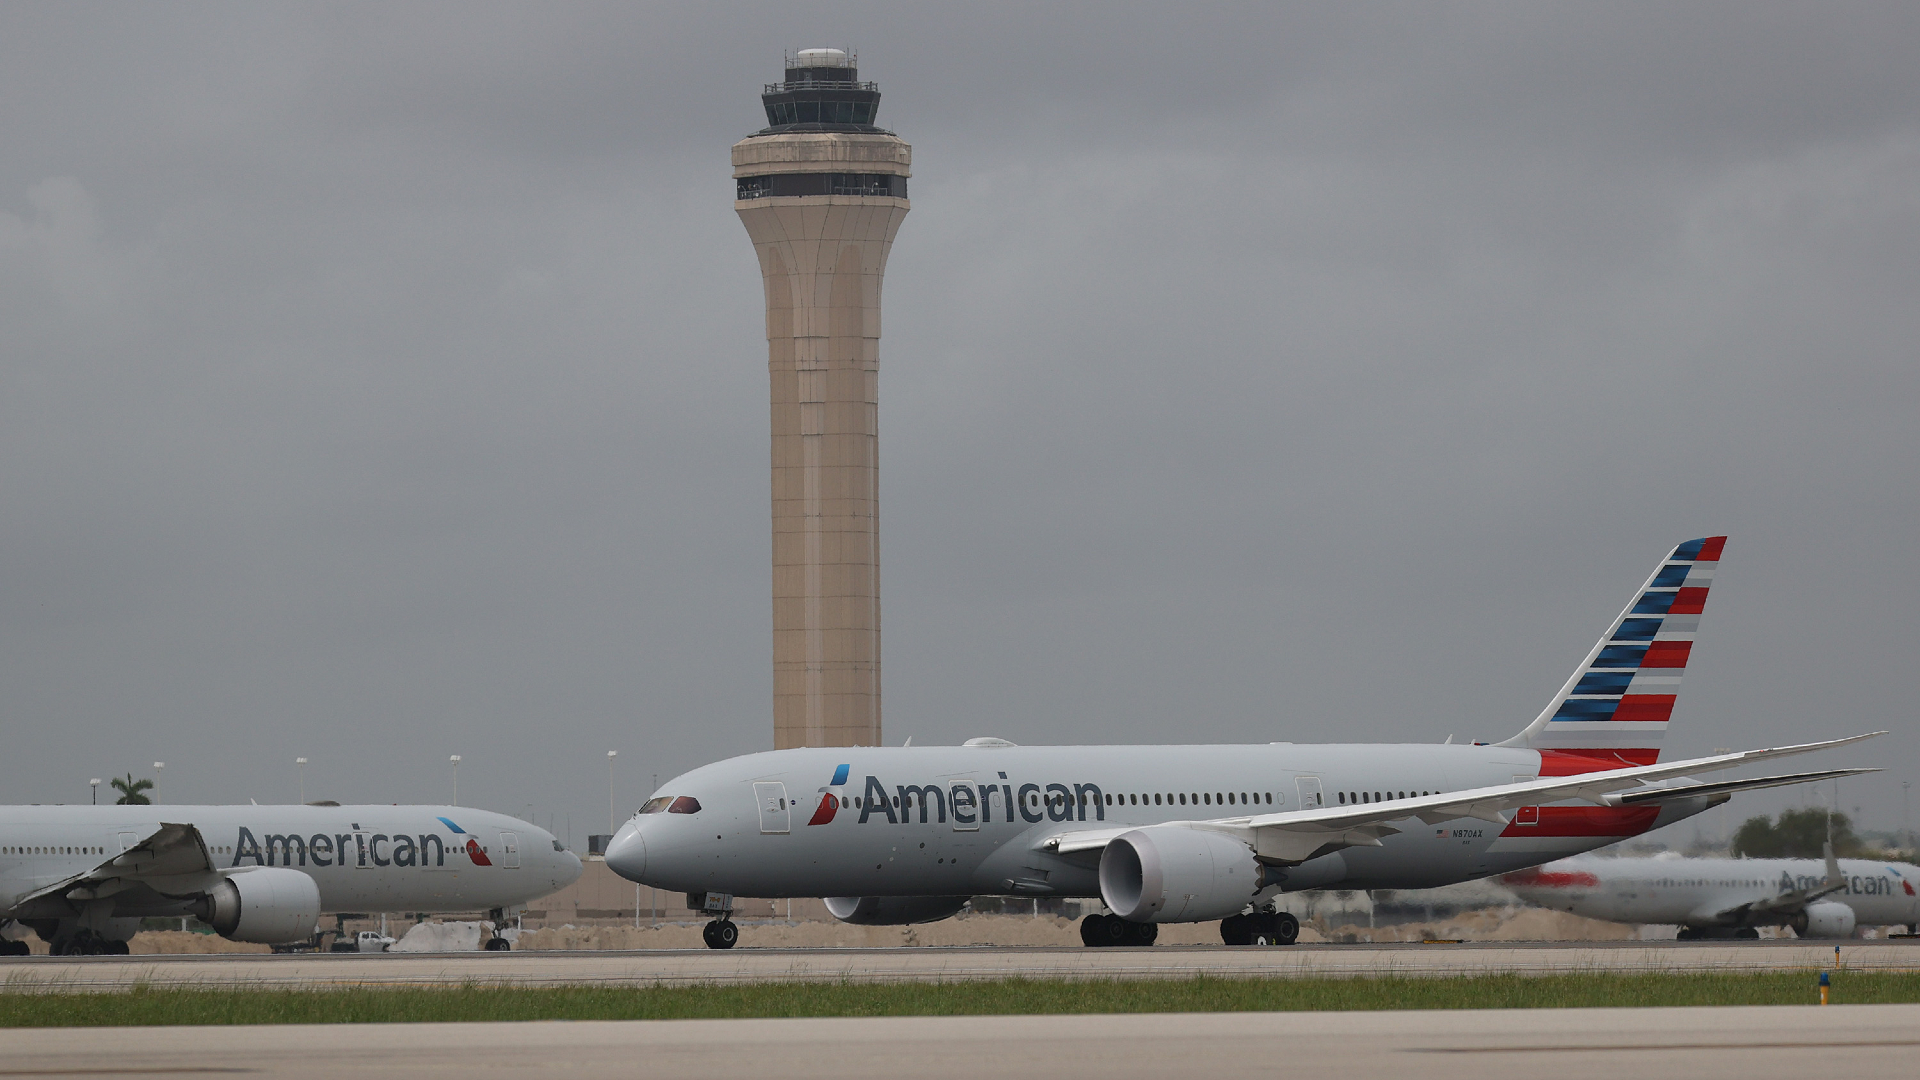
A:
[607,750,618,833]
[449,755,461,805]
[296,757,308,804]
[90,778,101,805]
[153,762,164,803]
[1904,781,1913,855]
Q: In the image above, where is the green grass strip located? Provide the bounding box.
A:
[3,972,1919,1026]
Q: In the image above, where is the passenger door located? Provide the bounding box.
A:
[497,831,521,869]
[754,782,791,834]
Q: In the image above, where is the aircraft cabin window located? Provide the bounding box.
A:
[1338,792,1346,804]
[1178,794,1186,805]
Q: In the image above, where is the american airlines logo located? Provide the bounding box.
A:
[1780,869,1916,898]
[807,767,1108,826]
[226,820,486,869]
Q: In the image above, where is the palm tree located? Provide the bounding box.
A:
[110,773,153,805]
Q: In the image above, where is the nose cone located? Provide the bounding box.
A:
[556,847,583,887]
[605,820,647,882]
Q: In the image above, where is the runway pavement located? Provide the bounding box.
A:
[0,1005,1915,1078]
[3,939,1915,992]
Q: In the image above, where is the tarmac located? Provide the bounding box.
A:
[0,1005,1915,1078]
[3,939,1915,992]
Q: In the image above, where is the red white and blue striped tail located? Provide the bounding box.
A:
[1498,536,1725,767]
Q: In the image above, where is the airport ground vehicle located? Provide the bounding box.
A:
[329,929,397,953]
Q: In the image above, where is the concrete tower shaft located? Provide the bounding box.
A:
[734,54,909,750]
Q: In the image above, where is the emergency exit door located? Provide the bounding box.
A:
[1296,776,1324,809]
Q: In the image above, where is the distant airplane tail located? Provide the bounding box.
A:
[1499,536,1726,768]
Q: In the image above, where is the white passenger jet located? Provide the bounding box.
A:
[605,536,1880,949]
[0,804,580,955]
[1504,847,1920,939]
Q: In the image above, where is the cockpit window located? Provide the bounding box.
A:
[668,796,702,814]
[639,797,672,814]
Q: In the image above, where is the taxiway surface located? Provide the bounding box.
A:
[0,1005,1914,1078]
[3,940,1915,992]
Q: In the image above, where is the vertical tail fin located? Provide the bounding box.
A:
[1499,536,1726,765]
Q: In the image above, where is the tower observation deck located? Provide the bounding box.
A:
[734,49,909,749]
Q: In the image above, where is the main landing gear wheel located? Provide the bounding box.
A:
[1079,913,1136,947]
[1676,927,1702,941]
[1221,912,1299,947]
[483,936,512,951]
[0,941,29,957]
[53,932,111,956]
[1260,912,1300,946]
[1734,927,1760,940]
[702,919,738,950]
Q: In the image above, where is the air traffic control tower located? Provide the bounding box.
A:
[734,49,909,749]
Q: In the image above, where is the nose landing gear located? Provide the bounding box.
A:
[701,919,739,950]
[482,907,513,951]
[1220,911,1299,946]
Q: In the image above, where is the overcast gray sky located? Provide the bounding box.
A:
[2,3,1915,847]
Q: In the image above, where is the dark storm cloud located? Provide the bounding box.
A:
[1,3,1915,843]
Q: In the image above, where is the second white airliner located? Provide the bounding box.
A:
[606,537,1879,948]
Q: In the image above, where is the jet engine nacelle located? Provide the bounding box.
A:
[191,868,322,944]
[1099,825,1262,923]
[824,895,971,926]
[1793,900,1857,939]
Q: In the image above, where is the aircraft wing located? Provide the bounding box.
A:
[1038,732,1882,866]
[1704,837,1850,922]
[6,822,219,912]
[1609,768,1879,806]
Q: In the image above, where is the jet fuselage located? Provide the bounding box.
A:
[610,742,1714,901]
